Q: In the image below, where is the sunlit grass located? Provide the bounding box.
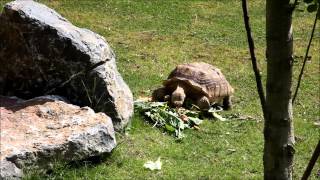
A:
[1,0,319,179]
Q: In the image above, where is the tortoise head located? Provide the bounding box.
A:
[171,85,186,107]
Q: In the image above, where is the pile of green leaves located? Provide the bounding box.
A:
[134,101,226,139]
[134,101,202,139]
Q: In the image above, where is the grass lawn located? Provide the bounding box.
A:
[1,0,319,179]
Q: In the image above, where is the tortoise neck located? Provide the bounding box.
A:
[175,83,186,93]
[171,83,186,107]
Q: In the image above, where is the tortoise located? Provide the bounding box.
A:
[152,62,234,110]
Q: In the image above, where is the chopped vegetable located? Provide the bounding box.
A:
[135,101,199,139]
[134,100,229,139]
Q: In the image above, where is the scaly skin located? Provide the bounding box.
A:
[171,84,186,107]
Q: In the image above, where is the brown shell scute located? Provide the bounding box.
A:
[164,62,234,101]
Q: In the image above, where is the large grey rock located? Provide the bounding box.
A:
[0,0,133,130]
[0,96,116,178]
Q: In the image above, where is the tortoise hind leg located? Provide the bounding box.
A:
[222,96,232,110]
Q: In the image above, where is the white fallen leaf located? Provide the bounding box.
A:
[314,121,320,127]
[143,157,162,171]
[227,148,236,153]
[212,112,227,121]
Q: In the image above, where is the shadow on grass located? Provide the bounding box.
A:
[23,153,112,180]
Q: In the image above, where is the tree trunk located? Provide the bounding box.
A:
[264,0,295,179]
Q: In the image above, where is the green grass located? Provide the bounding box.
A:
[1,0,319,179]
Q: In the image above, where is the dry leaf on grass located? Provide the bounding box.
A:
[143,157,162,171]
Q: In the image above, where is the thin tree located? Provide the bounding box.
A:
[241,0,296,179]
[264,0,296,179]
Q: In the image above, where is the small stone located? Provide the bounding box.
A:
[0,160,23,180]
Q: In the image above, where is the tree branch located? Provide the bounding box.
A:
[301,140,320,180]
[292,10,318,104]
[241,0,267,119]
[290,0,299,12]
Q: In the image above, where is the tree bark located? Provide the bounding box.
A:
[264,0,295,180]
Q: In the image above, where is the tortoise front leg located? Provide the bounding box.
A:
[196,96,210,110]
[152,87,167,102]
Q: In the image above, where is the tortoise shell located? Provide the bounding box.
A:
[163,62,234,101]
